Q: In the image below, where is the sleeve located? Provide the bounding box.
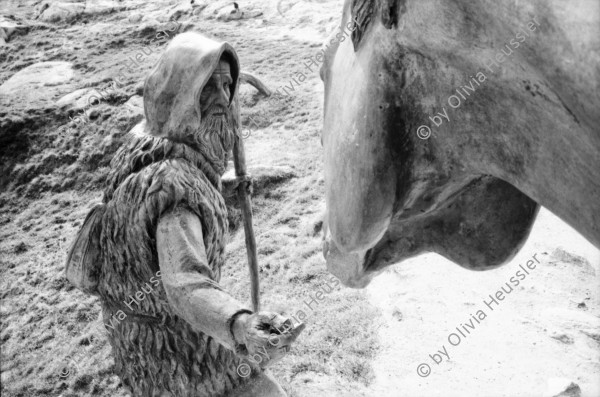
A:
[156,206,252,350]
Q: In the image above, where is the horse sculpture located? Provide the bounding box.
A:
[320,0,600,287]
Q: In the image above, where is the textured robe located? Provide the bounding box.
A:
[96,133,256,396]
[63,32,277,396]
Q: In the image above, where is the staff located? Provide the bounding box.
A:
[232,95,260,312]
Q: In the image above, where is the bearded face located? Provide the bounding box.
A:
[188,107,236,174]
[177,59,237,175]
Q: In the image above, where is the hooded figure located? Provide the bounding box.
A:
[65,32,301,397]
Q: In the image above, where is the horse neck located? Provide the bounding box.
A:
[470,119,600,249]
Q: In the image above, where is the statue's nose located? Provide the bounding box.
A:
[323,226,374,288]
[216,85,230,108]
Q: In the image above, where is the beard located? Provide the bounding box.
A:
[180,108,236,175]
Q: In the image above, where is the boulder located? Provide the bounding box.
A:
[0,17,29,44]
[37,1,85,23]
[56,88,97,114]
[0,62,76,113]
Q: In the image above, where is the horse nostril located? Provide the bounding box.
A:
[363,248,375,270]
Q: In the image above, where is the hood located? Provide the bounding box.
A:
[142,32,240,138]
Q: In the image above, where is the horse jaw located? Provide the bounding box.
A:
[324,177,539,288]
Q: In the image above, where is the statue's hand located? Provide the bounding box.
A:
[221,174,253,197]
[232,312,305,367]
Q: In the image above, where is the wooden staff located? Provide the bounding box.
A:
[232,95,260,313]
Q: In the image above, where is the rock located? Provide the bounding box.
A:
[216,6,263,21]
[133,80,144,96]
[128,13,143,23]
[216,7,242,21]
[545,379,581,397]
[123,95,143,113]
[37,1,85,23]
[203,0,234,15]
[56,84,124,123]
[551,248,596,275]
[134,20,182,39]
[56,88,97,114]
[84,0,126,17]
[168,7,190,21]
[192,3,208,16]
[0,17,29,43]
[0,62,76,113]
[550,333,574,344]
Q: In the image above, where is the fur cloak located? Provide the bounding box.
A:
[65,32,257,396]
[96,133,256,396]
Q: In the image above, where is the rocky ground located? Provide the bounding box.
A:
[0,1,598,396]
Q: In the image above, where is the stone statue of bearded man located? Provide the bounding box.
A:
[65,32,301,396]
